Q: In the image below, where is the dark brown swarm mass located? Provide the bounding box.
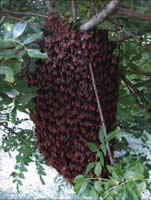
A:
[26,14,119,183]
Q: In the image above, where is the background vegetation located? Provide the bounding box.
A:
[0,0,151,199]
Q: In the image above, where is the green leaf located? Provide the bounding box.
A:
[27,49,48,58]
[16,93,36,105]
[18,173,25,179]
[105,129,119,142]
[74,175,85,183]
[40,175,45,185]
[88,189,99,200]
[24,32,42,44]
[94,181,103,193]
[87,142,97,152]
[13,22,27,39]
[94,162,102,177]
[0,40,14,49]
[126,185,139,199]
[100,142,107,156]
[85,162,95,174]
[17,179,23,185]
[20,162,28,172]
[99,127,105,143]
[97,151,104,166]
[0,66,14,82]
[79,182,88,194]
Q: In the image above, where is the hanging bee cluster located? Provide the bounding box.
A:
[25,14,119,183]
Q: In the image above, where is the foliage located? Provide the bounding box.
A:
[0,14,48,192]
[74,128,151,199]
[0,0,151,199]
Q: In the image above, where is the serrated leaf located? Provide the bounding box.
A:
[87,142,97,152]
[24,32,42,44]
[99,127,104,142]
[27,49,48,58]
[0,66,14,82]
[105,130,119,142]
[94,162,102,177]
[13,22,27,39]
[85,162,94,174]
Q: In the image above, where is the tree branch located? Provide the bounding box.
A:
[0,9,48,18]
[72,0,77,23]
[116,8,151,21]
[80,0,121,32]
[47,0,56,13]
[89,63,114,166]
[120,74,149,106]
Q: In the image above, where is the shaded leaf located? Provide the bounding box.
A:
[99,127,105,142]
[100,142,107,156]
[85,162,94,174]
[87,142,97,152]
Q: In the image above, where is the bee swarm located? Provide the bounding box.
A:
[26,14,119,183]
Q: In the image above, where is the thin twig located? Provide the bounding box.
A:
[124,81,144,110]
[0,14,39,26]
[116,8,151,21]
[0,9,48,18]
[72,0,77,23]
[120,74,149,106]
[89,63,114,166]
[47,0,56,13]
[127,71,151,76]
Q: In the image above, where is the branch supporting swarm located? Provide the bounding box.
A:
[80,0,121,31]
[89,63,114,166]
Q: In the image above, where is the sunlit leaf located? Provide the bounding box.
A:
[0,66,14,82]
[24,32,42,44]
[94,162,102,177]
[27,49,48,58]
[13,22,27,39]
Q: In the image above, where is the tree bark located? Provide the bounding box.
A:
[80,0,121,32]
